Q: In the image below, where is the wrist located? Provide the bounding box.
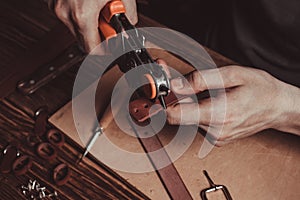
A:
[274,81,300,135]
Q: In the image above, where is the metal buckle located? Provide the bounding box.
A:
[200,170,233,200]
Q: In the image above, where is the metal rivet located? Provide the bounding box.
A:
[29,80,35,85]
[49,66,55,71]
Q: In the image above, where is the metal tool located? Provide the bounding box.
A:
[200,170,233,200]
[98,0,170,108]
[79,126,103,162]
[79,76,128,162]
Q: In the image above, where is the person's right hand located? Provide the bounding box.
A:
[52,0,138,52]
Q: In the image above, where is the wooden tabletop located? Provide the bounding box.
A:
[1,1,299,200]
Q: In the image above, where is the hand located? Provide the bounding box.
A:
[167,65,300,146]
[52,0,138,52]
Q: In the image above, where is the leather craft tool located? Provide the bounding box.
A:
[94,1,193,198]
[79,126,103,162]
[98,0,171,109]
[79,88,126,162]
[79,0,175,161]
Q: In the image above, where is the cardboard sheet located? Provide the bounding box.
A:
[50,47,300,199]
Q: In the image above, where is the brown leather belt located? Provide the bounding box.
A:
[129,91,187,123]
[127,115,193,200]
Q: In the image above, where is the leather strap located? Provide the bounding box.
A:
[46,129,65,148]
[36,142,57,161]
[12,155,32,176]
[53,163,71,186]
[128,116,193,200]
[129,92,188,122]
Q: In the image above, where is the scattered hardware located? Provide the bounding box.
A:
[21,179,58,200]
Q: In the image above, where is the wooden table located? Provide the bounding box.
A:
[1,1,299,200]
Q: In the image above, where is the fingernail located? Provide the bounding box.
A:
[171,78,184,90]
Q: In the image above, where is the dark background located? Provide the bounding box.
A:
[138,0,226,45]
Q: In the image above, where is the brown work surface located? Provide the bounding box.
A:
[1,0,299,199]
[50,46,300,200]
[0,1,165,199]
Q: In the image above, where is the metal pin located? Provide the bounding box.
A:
[32,180,36,190]
[203,170,216,187]
[49,66,55,71]
[29,80,35,85]
[47,191,58,198]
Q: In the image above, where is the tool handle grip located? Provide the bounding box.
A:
[98,0,126,40]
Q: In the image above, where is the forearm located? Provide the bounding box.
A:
[276,82,300,136]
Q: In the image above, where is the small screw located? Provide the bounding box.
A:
[35,183,40,190]
[38,187,46,192]
[39,190,46,198]
[32,180,36,190]
[47,191,58,198]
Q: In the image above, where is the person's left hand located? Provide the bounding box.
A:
[166,65,297,146]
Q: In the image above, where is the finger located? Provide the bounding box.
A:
[171,66,245,95]
[54,3,76,36]
[166,103,200,125]
[123,0,138,25]
[218,127,259,142]
[177,97,194,104]
[156,58,171,78]
[71,11,101,52]
[198,125,229,147]
[215,140,231,147]
[166,101,212,126]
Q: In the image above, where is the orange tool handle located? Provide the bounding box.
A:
[98,0,126,40]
